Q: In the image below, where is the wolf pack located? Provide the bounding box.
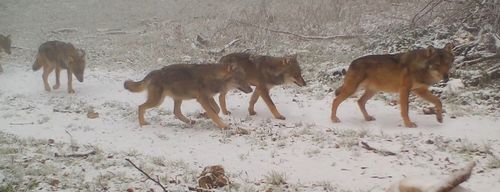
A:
[0,33,477,191]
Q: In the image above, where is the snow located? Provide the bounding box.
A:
[1,0,499,191]
[1,60,499,191]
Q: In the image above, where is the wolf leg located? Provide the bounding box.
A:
[330,84,357,123]
[219,90,231,115]
[357,89,377,121]
[413,88,443,123]
[53,67,61,89]
[138,86,164,126]
[198,96,228,129]
[173,99,195,124]
[42,64,54,92]
[248,89,260,115]
[66,69,75,93]
[258,86,285,120]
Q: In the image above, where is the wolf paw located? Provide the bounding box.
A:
[140,122,150,127]
[218,124,229,130]
[222,110,231,115]
[437,116,443,123]
[404,122,417,128]
[365,116,376,121]
[331,116,341,123]
[68,89,75,94]
[189,119,196,124]
[53,84,60,89]
[275,115,286,120]
[44,86,51,92]
[248,110,257,116]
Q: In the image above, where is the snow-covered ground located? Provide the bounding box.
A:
[1,57,500,191]
[1,0,499,191]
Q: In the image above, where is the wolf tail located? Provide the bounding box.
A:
[435,161,475,192]
[124,76,151,93]
[32,54,42,71]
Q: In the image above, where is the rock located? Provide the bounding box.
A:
[87,111,99,119]
[235,127,249,135]
[48,139,55,144]
[126,188,134,192]
[197,165,229,191]
[49,179,60,187]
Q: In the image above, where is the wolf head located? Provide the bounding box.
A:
[425,43,454,83]
[0,34,12,55]
[71,49,86,82]
[282,54,306,87]
[223,62,253,93]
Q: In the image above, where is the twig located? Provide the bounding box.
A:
[51,28,78,34]
[53,108,83,113]
[457,54,500,68]
[411,0,445,26]
[207,38,241,54]
[9,122,34,125]
[125,158,169,192]
[63,150,97,158]
[233,20,369,40]
[360,141,396,156]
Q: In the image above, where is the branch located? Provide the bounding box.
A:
[61,150,96,158]
[233,20,369,40]
[9,122,34,125]
[125,158,169,192]
[411,0,445,26]
[360,141,396,156]
[457,54,500,68]
[208,38,241,54]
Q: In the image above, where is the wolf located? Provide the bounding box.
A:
[32,41,86,93]
[331,43,454,128]
[218,53,306,120]
[124,62,252,129]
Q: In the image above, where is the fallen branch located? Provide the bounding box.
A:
[207,38,240,54]
[9,122,34,125]
[97,28,127,35]
[457,54,500,68]
[51,28,78,34]
[360,141,396,156]
[62,150,96,158]
[53,108,83,113]
[233,20,369,40]
[126,158,169,192]
[410,0,445,26]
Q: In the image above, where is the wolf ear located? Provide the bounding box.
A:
[426,45,436,57]
[6,34,11,39]
[283,55,297,65]
[78,49,86,58]
[226,62,237,73]
[444,43,454,53]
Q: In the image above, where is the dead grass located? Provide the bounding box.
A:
[264,170,287,185]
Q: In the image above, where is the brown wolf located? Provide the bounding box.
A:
[386,162,475,192]
[218,53,306,120]
[124,63,253,129]
[0,34,12,73]
[331,43,454,128]
[32,41,86,93]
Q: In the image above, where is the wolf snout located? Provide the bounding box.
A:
[294,77,306,87]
